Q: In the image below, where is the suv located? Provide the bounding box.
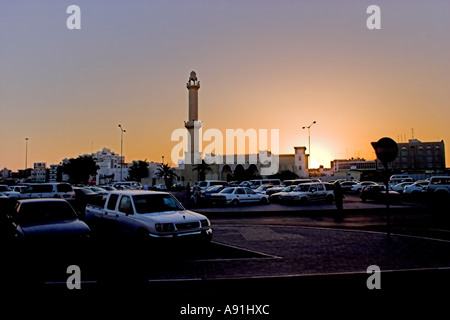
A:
[198,180,229,190]
[18,183,75,199]
[425,176,450,196]
[279,182,334,205]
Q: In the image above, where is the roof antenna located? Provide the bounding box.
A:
[411,128,415,140]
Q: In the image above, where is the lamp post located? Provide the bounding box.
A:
[118,124,126,181]
[302,121,316,169]
[25,137,29,169]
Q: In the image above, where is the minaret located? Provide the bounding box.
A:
[184,71,202,165]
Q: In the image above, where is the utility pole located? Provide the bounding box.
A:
[302,121,317,169]
[118,124,126,181]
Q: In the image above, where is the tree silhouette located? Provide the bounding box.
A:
[155,163,178,188]
[193,160,213,181]
[61,155,99,185]
[128,160,149,182]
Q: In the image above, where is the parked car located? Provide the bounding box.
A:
[85,191,212,243]
[424,176,450,200]
[253,185,277,194]
[199,185,227,203]
[403,181,428,196]
[339,181,358,192]
[210,187,269,205]
[389,174,414,186]
[198,180,229,190]
[0,185,20,199]
[72,187,105,216]
[18,183,75,200]
[390,182,413,193]
[101,186,118,192]
[266,179,314,196]
[86,186,109,200]
[269,185,298,203]
[279,182,334,205]
[13,198,91,241]
[351,181,378,193]
[360,185,401,203]
[153,184,168,191]
[170,183,185,191]
[112,181,142,190]
[9,185,27,193]
[248,179,281,189]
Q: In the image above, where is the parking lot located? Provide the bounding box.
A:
[1,186,449,317]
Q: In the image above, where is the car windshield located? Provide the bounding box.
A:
[17,201,77,225]
[206,186,222,192]
[91,187,106,192]
[220,188,235,194]
[133,194,184,214]
[295,185,311,192]
[75,188,96,195]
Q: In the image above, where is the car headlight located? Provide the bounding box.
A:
[155,223,175,232]
[200,219,210,227]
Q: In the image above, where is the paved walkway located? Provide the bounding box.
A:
[141,224,450,281]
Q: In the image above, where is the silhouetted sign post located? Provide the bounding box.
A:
[371,137,399,239]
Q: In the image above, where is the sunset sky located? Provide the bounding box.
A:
[1,0,449,171]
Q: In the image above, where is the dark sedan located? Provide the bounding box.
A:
[360,185,401,203]
[14,199,91,241]
[72,187,104,217]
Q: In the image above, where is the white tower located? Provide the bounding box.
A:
[184,71,202,165]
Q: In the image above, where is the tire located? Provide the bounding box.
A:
[230,199,239,206]
[260,197,268,204]
[299,197,307,206]
[325,195,334,204]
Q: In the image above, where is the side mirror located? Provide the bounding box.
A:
[125,207,133,216]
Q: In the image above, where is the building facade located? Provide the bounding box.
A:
[391,139,445,172]
[30,162,47,182]
[92,147,129,184]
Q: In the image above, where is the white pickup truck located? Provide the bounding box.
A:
[278,182,334,205]
[85,190,212,243]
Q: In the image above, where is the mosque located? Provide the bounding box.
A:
[177,71,309,184]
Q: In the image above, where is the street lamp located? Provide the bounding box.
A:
[118,124,126,181]
[302,121,317,169]
[25,137,29,169]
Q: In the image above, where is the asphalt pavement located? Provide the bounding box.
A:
[2,194,449,318]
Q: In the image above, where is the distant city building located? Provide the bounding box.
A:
[331,158,377,172]
[49,164,61,182]
[389,139,446,172]
[30,162,47,182]
[92,147,128,184]
[1,168,12,181]
[308,165,332,178]
[330,158,377,180]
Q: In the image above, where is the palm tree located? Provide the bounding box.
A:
[155,163,178,188]
[193,160,213,181]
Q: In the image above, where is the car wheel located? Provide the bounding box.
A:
[325,195,334,204]
[299,197,307,205]
[230,199,239,206]
[260,197,268,204]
